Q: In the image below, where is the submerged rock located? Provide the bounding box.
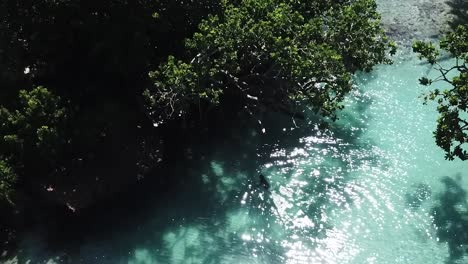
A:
[405,183,432,210]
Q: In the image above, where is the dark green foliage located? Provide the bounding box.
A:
[0,87,67,156]
[413,25,468,161]
[0,159,16,204]
[145,0,395,123]
[0,0,395,208]
[0,0,222,206]
[0,0,221,94]
[0,87,68,203]
[413,41,440,64]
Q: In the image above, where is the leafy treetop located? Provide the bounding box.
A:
[413,25,468,161]
[0,86,68,204]
[145,0,396,123]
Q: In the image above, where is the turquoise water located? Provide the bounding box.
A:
[11,53,468,263]
[122,52,466,264]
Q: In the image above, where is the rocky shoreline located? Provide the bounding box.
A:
[377,0,454,44]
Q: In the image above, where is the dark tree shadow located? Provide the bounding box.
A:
[447,0,468,29]
[5,84,380,263]
[432,174,468,263]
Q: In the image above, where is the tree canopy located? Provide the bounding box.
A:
[413,25,468,161]
[144,0,396,124]
[0,0,396,208]
[0,87,67,203]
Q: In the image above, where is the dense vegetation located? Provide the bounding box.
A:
[0,0,395,212]
[0,0,221,209]
[413,25,468,161]
[145,0,395,123]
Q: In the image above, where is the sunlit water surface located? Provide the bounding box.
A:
[14,52,468,264]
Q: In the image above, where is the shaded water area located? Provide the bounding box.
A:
[7,47,468,263]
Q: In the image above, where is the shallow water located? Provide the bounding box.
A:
[12,48,467,264]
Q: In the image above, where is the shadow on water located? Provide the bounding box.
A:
[447,0,468,29]
[6,83,381,263]
[432,174,468,264]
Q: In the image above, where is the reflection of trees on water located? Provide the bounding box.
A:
[432,174,468,264]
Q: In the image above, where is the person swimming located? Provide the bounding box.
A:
[259,174,270,190]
